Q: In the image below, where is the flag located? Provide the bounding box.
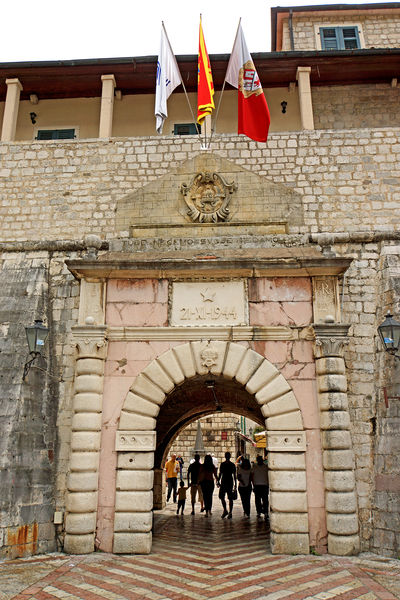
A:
[155,23,182,134]
[225,23,270,142]
[197,18,215,125]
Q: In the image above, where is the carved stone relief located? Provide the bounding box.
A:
[312,276,340,323]
[116,431,157,452]
[180,172,237,223]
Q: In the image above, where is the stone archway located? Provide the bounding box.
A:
[113,341,309,555]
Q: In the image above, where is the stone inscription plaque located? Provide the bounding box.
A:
[171,281,247,327]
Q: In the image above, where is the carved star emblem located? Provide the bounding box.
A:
[200,288,216,303]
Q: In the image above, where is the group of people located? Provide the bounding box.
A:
[164,452,269,520]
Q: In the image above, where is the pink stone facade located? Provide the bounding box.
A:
[97,275,326,552]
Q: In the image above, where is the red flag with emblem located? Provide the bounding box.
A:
[197,17,215,125]
[225,23,270,142]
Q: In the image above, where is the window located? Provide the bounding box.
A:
[35,128,76,140]
[320,26,360,50]
[173,123,200,136]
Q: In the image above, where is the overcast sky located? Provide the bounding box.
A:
[1,0,395,63]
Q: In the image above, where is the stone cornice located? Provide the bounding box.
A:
[106,325,309,342]
[310,231,400,246]
[66,254,352,280]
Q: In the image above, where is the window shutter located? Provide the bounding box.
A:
[36,129,75,140]
[342,27,360,49]
[173,123,200,136]
[320,27,339,50]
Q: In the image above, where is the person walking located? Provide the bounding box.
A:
[251,454,269,521]
[176,455,184,481]
[165,453,180,503]
[176,480,189,515]
[187,453,204,514]
[237,457,252,517]
[198,454,218,517]
[217,451,237,519]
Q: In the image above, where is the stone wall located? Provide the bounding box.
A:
[0,249,79,558]
[1,129,400,241]
[313,85,400,130]
[281,13,400,51]
[169,414,240,477]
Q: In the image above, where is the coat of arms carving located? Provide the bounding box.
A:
[180,171,237,223]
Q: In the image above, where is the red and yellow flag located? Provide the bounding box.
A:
[197,18,214,125]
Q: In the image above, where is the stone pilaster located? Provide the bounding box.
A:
[99,74,116,138]
[1,78,23,141]
[314,322,360,556]
[64,324,108,554]
[296,67,314,131]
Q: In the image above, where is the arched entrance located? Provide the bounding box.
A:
[113,341,310,555]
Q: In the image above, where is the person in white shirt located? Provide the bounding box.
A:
[251,455,269,521]
[211,454,218,469]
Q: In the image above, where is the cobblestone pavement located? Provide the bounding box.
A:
[1,500,399,600]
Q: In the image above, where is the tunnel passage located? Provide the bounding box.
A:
[155,375,265,469]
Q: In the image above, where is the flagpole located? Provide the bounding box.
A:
[162,22,202,143]
[209,18,241,147]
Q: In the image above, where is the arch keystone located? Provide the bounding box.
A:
[192,340,227,375]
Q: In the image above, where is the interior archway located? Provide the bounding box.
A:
[155,374,265,469]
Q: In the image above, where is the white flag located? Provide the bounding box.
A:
[155,24,182,134]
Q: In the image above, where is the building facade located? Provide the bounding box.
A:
[1,3,400,559]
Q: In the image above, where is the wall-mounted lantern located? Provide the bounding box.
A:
[23,319,49,380]
[377,312,400,359]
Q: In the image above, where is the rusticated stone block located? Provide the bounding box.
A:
[173,344,197,379]
[269,470,307,491]
[320,411,350,430]
[255,374,292,404]
[324,470,356,492]
[316,357,346,376]
[66,492,98,513]
[114,511,152,532]
[71,431,101,452]
[268,452,306,471]
[118,412,156,431]
[323,449,355,470]
[246,360,279,394]
[113,532,152,554]
[123,392,160,418]
[270,512,309,533]
[64,533,95,554]
[115,491,153,512]
[73,392,102,412]
[117,452,154,470]
[72,412,102,431]
[74,374,103,394]
[236,350,264,385]
[157,350,185,385]
[116,470,154,491]
[326,513,359,535]
[321,430,351,450]
[318,375,347,393]
[270,491,308,512]
[70,451,100,472]
[318,392,348,411]
[142,361,175,393]
[266,410,303,431]
[328,533,360,556]
[261,391,298,417]
[131,374,165,404]
[67,471,99,492]
[326,491,358,514]
[76,358,104,376]
[223,343,247,379]
[270,532,309,555]
[65,512,96,535]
